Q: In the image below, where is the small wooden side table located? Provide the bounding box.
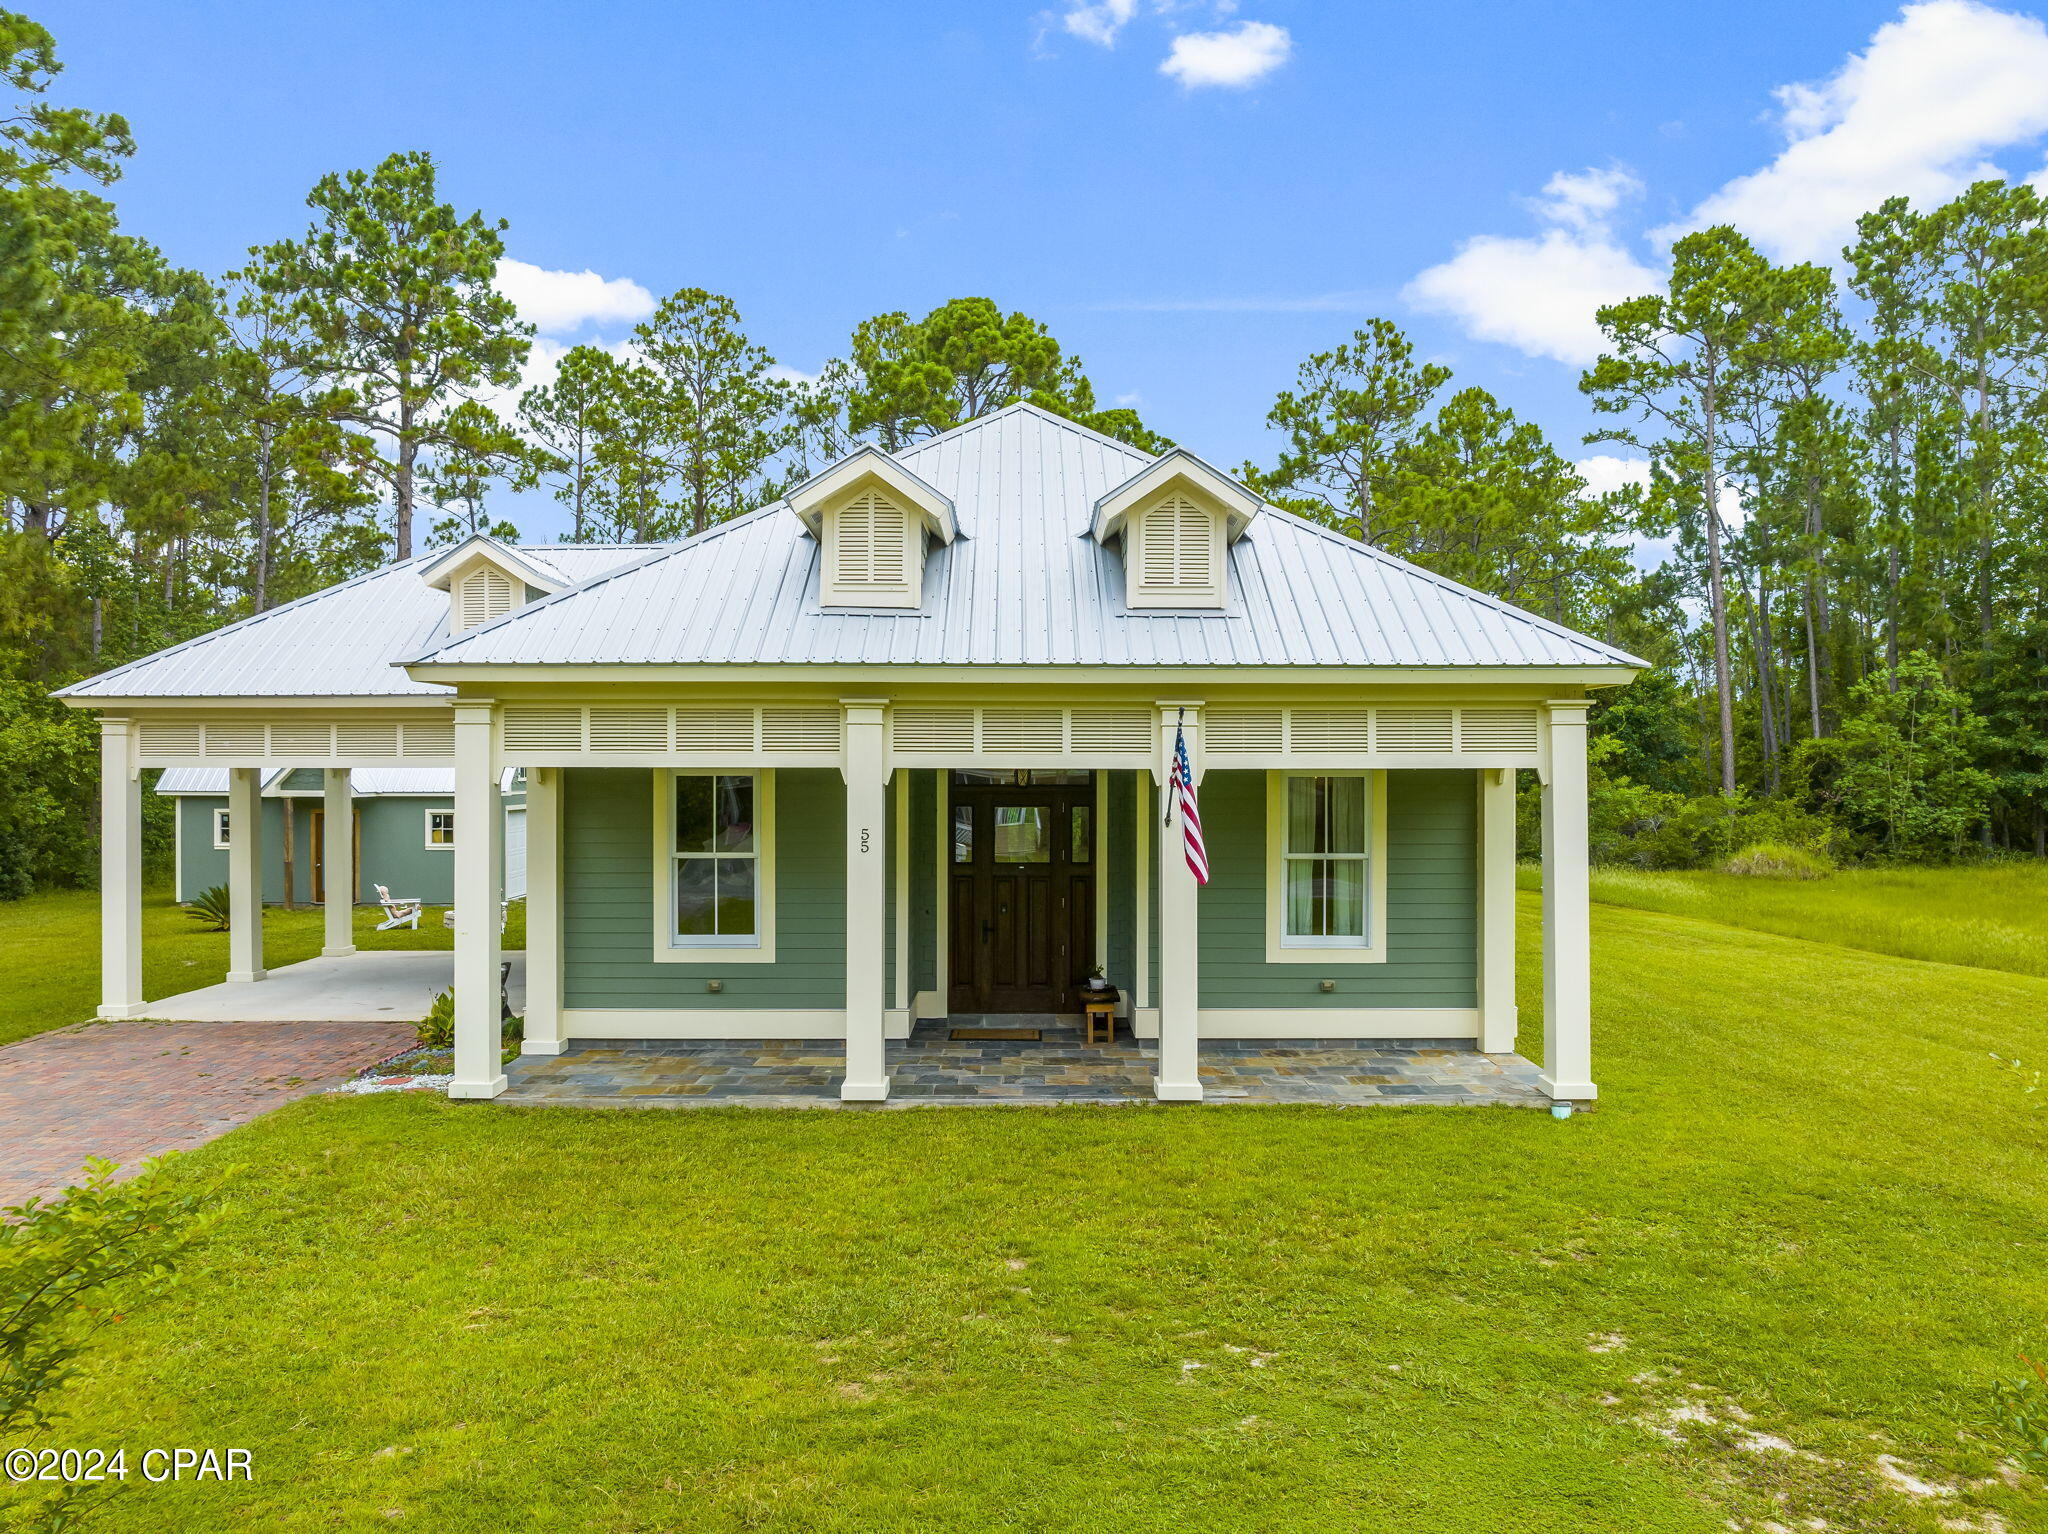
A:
[1082,998,1117,1045]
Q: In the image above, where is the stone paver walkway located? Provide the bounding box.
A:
[500,1018,1547,1109]
[0,1019,413,1206]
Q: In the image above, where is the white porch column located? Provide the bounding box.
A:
[840,700,890,1100]
[97,717,146,1019]
[321,768,356,957]
[1476,768,1518,1054]
[520,767,565,1055]
[226,766,265,982]
[449,699,506,1099]
[1539,700,1595,1101]
[1153,703,1202,1101]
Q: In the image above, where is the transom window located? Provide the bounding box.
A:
[425,810,455,849]
[1280,774,1369,947]
[673,774,759,946]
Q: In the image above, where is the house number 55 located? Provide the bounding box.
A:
[860,828,873,854]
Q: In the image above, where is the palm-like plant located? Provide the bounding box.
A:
[184,884,230,930]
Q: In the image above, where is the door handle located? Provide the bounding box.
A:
[981,919,993,943]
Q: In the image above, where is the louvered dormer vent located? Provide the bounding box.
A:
[453,565,520,633]
[822,488,922,608]
[1132,493,1221,606]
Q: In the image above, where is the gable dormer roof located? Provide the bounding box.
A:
[416,534,569,597]
[785,446,958,544]
[1091,448,1261,547]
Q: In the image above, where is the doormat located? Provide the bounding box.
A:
[950,1027,1043,1042]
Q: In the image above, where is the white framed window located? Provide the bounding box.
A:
[212,808,231,849]
[652,770,777,963]
[425,810,456,849]
[1264,771,1388,965]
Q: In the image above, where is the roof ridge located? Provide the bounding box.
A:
[896,400,1157,465]
[1254,502,1648,667]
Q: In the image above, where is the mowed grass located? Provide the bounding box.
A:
[0,888,525,1047]
[1520,858,2048,979]
[11,896,2046,1532]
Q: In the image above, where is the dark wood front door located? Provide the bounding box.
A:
[948,772,1096,1013]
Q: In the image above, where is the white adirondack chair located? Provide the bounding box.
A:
[374,884,423,931]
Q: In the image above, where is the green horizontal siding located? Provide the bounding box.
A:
[1196,769,1477,1009]
[563,767,846,1011]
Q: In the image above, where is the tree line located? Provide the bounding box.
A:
[0,6,2039,894]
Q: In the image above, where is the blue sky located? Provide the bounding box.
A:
[53,0,2048,538]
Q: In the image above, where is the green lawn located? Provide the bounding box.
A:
[8,893,2045,1531]
[0,888,525,1047]
[1521,858,2048,979]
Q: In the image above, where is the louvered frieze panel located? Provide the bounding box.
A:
[887,705,1156,763]
[587,708,670,753]
[760,707,842,753]
[673,708,757,752]
[502,707,584,752]
[1374,708,1455,752]
[496,706,843,762]
[131,717,457,763]
[1202,705,1546,763]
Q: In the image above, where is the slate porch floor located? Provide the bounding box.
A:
[497,1018,1548,1109]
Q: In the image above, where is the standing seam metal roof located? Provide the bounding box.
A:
[406,404,1643,670]
[58,545,652,699]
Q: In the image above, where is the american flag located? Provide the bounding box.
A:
[1164,711,1209,885]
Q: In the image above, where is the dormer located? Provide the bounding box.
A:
[1092,450,1262,611]
[418,535,566,636]
[787,447,957,610]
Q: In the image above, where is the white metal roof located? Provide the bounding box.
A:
[60,545,647,700]
[156,768,462,796]
[406,404,1643,671]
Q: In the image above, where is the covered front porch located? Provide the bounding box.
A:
[498,1019,1548,1108]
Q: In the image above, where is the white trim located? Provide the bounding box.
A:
[911,987,944,1023]
[1263,770,1389,965]
[1198,1007,1479,1039]
[521,767,564,1054]
[424,808,456,849]
[212,807,231,850]
[652,769,778,964]
[1476,768,1517,1053]
[563,1007,848,1040]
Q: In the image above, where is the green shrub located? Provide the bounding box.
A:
[1991,1354,2048,1475]
[417,987,454,1049]
[416,986,523,1051]
[184,883,230,930]
[1722,841,1833,878]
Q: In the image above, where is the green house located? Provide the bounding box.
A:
[159,768,527,907]
[61,405,1641,1104]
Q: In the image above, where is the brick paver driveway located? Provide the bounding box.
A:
[0,1019,412,1206]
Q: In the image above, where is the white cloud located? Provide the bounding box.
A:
[1576,454,1652,498]
[1404,167,1662,366]
[494,258,656,335]
[1159,20,1290,88]
[1671,0,2048,262]
[1061,0,1141,45]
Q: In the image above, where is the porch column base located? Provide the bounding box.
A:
[839,1078,891,1103]
[97,1001,150,1021]
[1153,1078,1203,1103]
[226,969,266,984]
[320,945,357,959]
[1539,1075,1597,1102]
[448,1075,508,1100]
[518,1039,566,1057]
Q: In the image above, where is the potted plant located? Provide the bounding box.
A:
[1079,965,1115,1003]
